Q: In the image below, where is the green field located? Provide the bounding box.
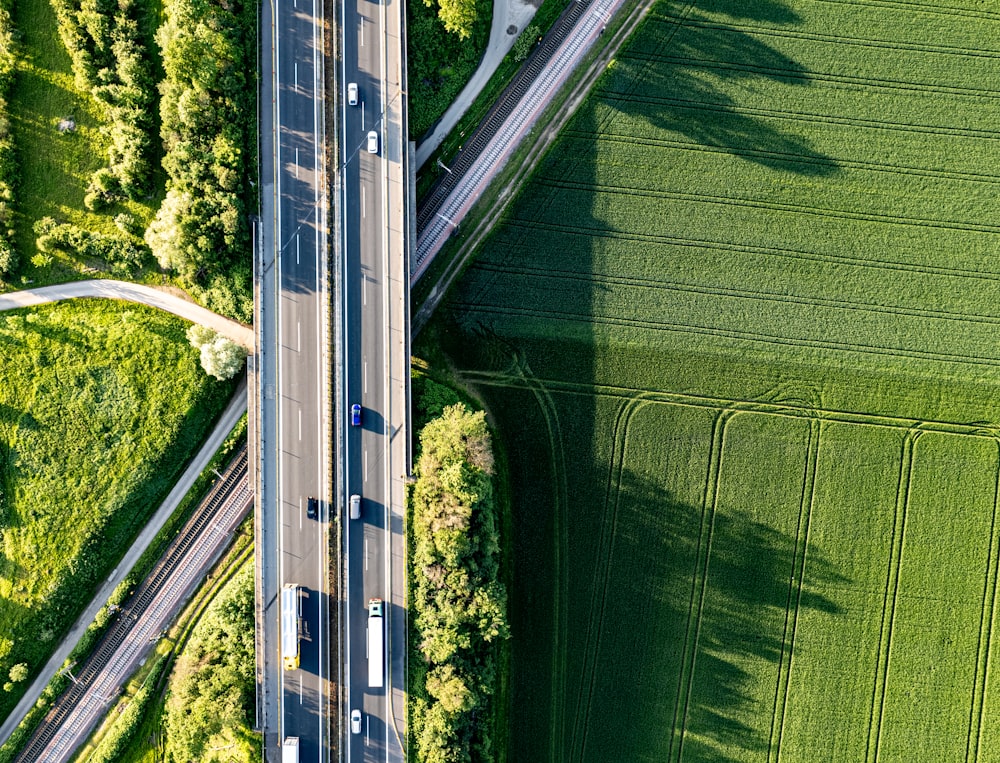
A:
[7,0,160,284]
[425,0,1000,759]
[0,300,232,721]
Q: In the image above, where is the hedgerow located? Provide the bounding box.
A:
[0,0,17,277]
[50,0,156,202]
[146,0,253,322]
[410,404,508,763]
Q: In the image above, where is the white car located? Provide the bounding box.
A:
[351,708,362,734]
[350,493,361,520]
[347,82,358,106]
[367,130,378,154]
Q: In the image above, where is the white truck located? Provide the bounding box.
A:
[367,598,384,688]
[282,736,299,763]
[281,584,300,671]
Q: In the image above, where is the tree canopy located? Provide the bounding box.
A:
[411,403,508,763]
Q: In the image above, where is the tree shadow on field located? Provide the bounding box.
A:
[577,466,848,762]
[606,0,838,176]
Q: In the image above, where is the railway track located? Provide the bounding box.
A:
[415,0,590,235]
[16,445,252,763]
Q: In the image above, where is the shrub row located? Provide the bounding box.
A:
[0,0,17,277]
[50,0,156,202]
[163,562,256,760]
[34,215,148,275]
[87,653,168,763]
[145,0,253,321]
[411,403,508,763]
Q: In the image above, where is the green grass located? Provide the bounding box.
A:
[5,0,160,287]
[415,0,572,200]
[0,299,234,721]
[407,0,494,139]
[420,0,1000,759]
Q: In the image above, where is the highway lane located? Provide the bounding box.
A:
[272,0,330,753]
[340,0,419,753]
[341,0,392,757]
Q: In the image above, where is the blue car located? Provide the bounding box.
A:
[351,403,362,426]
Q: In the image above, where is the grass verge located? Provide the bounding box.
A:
[0,299,236,724]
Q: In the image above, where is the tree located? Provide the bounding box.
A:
[426,664,476,713]
[186,324,247,380]
[432,0,477,39]
[8,663,27,683]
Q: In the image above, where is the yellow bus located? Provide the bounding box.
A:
[281,584,300,671]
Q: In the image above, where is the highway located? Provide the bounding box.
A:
[260,0,332,751]
[340,0,409,756]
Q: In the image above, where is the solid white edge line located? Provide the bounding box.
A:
[378,0,393,754]
[274,0,286,743]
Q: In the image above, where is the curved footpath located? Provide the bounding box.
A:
[414,0,540,169]
[0,280,255,350]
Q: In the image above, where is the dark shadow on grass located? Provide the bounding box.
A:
[614,469,846,762]
[602,0,838,176]
[427,1,849,760]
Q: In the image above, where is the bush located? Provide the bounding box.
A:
[0,0,18,277]
[146,0,253,320]
[512,24,539,62]
[50,0,156,197]
[34,216,149,275]
[410,404,508,763]
[88,655,168,763]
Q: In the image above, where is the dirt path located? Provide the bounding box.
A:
[0,280,255,349]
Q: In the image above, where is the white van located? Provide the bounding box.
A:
[350,493,361,519]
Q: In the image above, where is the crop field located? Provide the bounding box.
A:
[426,0,1000,759]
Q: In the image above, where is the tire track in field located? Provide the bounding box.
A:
[670,409,732,762]
[503,354,572,761]
[539,177,1000,234]
[663,14,1000,60]
[866,428,919,763]
[965,439,1000,762]
[449,302,1000,370]
[569,395,647,763]
[809,0,1000,24]
[592,91,1000,141]
[631,53,1000,101]
[579,130,1000,185]
[471,260,1000,329]
[461,370,1000,440]
[499,221,1000,284]
[768,418,821,763]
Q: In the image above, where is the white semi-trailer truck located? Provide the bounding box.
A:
[282,736,299,763]
[367,598,384,688]
[281,584,300,671]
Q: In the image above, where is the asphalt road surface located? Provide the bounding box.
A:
[340,0,407,757]
[268,0,332,752]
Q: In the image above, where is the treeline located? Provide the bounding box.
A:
[411,403,508,763]
[0,0,17,277]
[50,0,156,204]
[163,563,257,761]
[145,0,253,322]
